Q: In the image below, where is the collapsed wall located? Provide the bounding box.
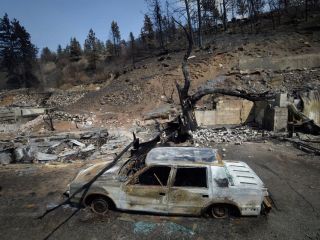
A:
[194,93,289,132]
[195,97,254,126]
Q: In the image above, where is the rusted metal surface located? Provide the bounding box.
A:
[69,147,269,217]
[263,196,273,213]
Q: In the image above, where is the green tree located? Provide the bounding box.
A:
[11,19,39,88]
[69,37,82,62]
[84,28,98,70]
[110,21,121,56]
[0,13,14,74]
[0,14,39,88]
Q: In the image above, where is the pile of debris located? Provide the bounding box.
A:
[0,129,135,165]
[53,111,90,123]
[46,91,86,107]
[11,92,47,107]
[101,85,143,106]
[192,126,272,145]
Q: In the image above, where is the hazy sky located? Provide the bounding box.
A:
[0,0,148,52]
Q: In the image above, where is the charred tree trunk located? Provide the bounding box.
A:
[174,18,197,133]
[222,0,228,31]
[184,0,194,45]
[191,88,277,104]
[174,17,277,135]
[197,0,203,48]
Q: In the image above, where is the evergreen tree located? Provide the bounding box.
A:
[64,44,70,54]
[84,28,98,70]
[0,13,14,74]
[129,32,136,67]
[95,39,105,55]
[119,39,127,56]
[141,14,155,49]
[69,37,82,62]
[56,44,64,60]
[11,19,39,88]
[57,44,62,56]
[147,0,165,49]
[40,47,56,62]
[105,39,114,56]
[169,17,177,41]
[110,21,121,56]
[0,14,39,88]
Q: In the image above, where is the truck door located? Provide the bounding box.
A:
[168,166,211,215]
[121,166,171,214]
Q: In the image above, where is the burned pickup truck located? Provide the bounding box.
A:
[67,147,271,218]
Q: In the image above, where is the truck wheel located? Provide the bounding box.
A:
[211,205,229,218]
[91,197,109,215]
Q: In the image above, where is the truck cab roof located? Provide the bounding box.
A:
[145,147,222,166]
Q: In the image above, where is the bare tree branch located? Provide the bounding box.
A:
[172,18,192,98]
[190,88,277,104]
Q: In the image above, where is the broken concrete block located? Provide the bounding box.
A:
[68,139,86,148]
[35,152,58,162]
[0,152,12,165]
[81,144,95,153]
[58,150,78,158]
[15,146,36,163]
[275,93,288,107]
[264,106,288,132]
[14,148,24,162]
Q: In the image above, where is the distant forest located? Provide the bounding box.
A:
[0,0,319,89]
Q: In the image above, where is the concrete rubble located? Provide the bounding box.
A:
[0,152,12,165]
[0,128,136,164]
[53,111,89,123]
[46,91,87,107]
[192,126,273,146]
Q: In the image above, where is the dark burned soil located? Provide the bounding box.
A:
[0,140,319,240]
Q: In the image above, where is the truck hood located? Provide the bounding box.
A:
[72,162,121,184]
[223,161,265,188]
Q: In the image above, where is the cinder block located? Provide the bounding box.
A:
[275,93,288,107]
[264,106,288,132]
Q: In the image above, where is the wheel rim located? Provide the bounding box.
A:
[91,199,109,214]
[212,206,227,218]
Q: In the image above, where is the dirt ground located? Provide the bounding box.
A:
[0,140,319,240]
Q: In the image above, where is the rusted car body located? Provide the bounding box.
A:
[68,147,271,218]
